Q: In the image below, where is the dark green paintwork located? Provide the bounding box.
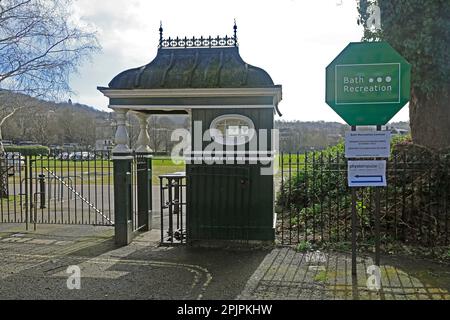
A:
[137,155,152,231]
[187,108,275,242]
[102,38,281,245]
[113,156,134,245]
[108,47,275,89]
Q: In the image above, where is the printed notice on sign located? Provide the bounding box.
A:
[348,160,387,187]
[345,131,391,158]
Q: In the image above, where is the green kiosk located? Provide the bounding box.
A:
[99,23,282,245]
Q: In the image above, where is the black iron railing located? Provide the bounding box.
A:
[277,146,450,247]
[0,150,114,227]
[159,173,186,245]
[159,35,238,49]
[158,21,238,49]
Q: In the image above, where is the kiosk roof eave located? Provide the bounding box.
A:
[97,86,282,99]
[98,86,282,115]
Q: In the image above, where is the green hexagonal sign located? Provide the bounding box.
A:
[326,42,411,126]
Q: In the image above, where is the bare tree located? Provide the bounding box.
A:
[27,105,56,145]
[0,0,100,197]
[0,0,99,97]
[0,92,32,196]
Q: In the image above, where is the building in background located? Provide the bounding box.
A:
[95,139,114,152]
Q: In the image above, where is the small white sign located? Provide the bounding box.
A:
[345,131,391,158]
[348,160,387,187]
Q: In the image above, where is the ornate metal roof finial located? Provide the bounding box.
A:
[159,21,163,47]
[158,22,238,49]
[233,19,237,46]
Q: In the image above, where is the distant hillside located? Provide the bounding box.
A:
[275,120,410,152]
[388,121,410,131]
[0,91,409,152]
[0,90,112,147]
[0,91,189,150]
[275,120,347,152]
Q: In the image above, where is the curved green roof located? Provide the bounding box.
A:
[108,47,275,89]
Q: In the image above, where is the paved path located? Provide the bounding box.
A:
[0,224,449,300]
[0,224,266,299]
[239,247,450,300]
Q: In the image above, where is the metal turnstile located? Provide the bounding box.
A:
[159,172,186,245]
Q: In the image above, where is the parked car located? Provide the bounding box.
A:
[72,151,91,161]
[57,152,72,160]
[56,152,64,160]
[73,152,83,161]
[95,151,112,160]
[4,152,25,176]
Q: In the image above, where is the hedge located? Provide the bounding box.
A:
[4,145,50,156]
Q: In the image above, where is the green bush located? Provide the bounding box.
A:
[278,135,413,212]
[278,141,348,212]
[4,145,50,156]
[277,135,450,246]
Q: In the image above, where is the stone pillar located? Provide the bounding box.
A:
[113,109,132,154]
[112,108,133,245]
[134,112,153,232]
[135,112,153,153]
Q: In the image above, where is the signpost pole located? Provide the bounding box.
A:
[374,125,382,266]
[351,125,357,276]
[326,41,411,278]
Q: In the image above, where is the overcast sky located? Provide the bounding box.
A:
[69,0,409,123]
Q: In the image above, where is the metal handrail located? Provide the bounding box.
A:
[159,174,186,245]
[43,167,114,225]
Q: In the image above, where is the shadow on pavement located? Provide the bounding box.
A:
[0,226,269,300]
[2,224,448,300]
[237,247,450,300]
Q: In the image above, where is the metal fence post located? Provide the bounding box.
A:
[38,174,46,209]
[351,126,357,277]
[113,152,134,245]
[374,125,382,266]
[137,153,152,232]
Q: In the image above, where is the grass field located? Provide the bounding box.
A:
[11,156,185,186]
[151,157,185,184]
[7,155,303,187]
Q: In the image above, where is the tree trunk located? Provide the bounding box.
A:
[409,88,450,150]
[0,107,23,198]
[0,129,9,198]
[0,157,8,198]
